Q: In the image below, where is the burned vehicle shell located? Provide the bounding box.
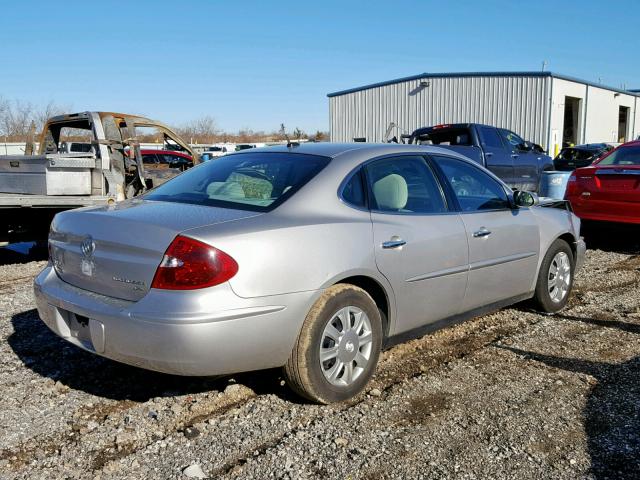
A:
[0,111,198,242]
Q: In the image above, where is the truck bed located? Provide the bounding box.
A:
[0,193,110,209]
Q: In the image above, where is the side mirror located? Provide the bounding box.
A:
[513,190,539,208]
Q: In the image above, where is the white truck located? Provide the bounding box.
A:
[0,111,198,243]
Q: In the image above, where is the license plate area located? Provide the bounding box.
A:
[67,312,93,347]
[599,178,638,190]
[50,307,104,353]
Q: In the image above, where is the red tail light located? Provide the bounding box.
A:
[151,235,238,290]
[565,173,578,197]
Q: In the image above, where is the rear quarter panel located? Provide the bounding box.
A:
[184,205,383,299]
[529,206,581,290]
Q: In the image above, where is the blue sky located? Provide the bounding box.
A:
[1,0,638,133]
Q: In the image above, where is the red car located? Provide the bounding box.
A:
[141,149,193,171]
[565,140,640,224]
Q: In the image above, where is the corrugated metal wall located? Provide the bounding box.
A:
[329,75,551,147]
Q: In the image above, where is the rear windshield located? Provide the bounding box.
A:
[598,146,640,166]
[144,152,330,211]
[70,143,93,153]
[556,148,599,162]
[415,128,472,146]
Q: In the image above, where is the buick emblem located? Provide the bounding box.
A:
[81,236,96,259]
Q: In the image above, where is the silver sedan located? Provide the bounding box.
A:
[34,143,585,403]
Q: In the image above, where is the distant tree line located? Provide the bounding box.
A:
[0,97,328,143]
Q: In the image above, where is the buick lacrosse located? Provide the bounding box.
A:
[35,143,585,403]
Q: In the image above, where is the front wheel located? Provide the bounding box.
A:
[284,284,382,404]
[532,239,574,313]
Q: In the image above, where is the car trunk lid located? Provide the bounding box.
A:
[593,165,640,196]
[49,200,261,301]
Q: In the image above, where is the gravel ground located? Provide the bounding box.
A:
[0,228,638,480]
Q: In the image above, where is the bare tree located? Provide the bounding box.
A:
[312,130,328,142]
[175,116,220,143]
[293,127,305,139]
[34,101,68,131]
[0,98,69,141]
[0,98,325,145]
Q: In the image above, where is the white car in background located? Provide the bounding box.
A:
[201,145,233,162]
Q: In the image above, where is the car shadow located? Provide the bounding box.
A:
[496,315,640,479]
[7,309,302,403]
[581,221,640,254]
[0,242,48,265]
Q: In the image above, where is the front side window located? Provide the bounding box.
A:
[142,154,158,164]
[170,155,190,164]
[433,156,510,212]
[499,129,525,150]
[364,156,447,214]
[144,152,330,211]
[597,145,640,166]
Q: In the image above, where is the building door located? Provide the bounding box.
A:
[618,106,630,143]
[562,96,582,147]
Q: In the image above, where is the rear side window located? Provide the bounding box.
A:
[364,156,447,214]
[479,127,504,149]
[145,152,330,211]
[433,156,510,212]
[597,146,640,166]
[341,170,366,208]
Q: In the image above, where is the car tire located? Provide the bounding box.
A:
[532,239,575,313]
[283,284,382,404]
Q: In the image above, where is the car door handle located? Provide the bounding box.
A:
[511,154,519,159]
[485,152,493,158]
[382,239,406,249]
[473,227,491,238]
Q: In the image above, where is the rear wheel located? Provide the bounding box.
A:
[532,239,574,313]
[284,284,382,404]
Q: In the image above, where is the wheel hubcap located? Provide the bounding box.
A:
[319,306,373,387]
[548,252,571,303]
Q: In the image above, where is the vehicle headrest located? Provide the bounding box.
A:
[456,134,469,145]
[373,174,408,210]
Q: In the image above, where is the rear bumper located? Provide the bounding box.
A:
[33,266,319,376]
[572,211,640,225]
[570,197,640,225]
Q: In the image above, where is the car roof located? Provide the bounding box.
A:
[564,143,609,151]
[141,149,192,157]
[231,142,471,160]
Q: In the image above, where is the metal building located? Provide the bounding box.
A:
[328,72,640,156]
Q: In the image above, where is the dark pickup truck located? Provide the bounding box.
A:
[407,123,553,192]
